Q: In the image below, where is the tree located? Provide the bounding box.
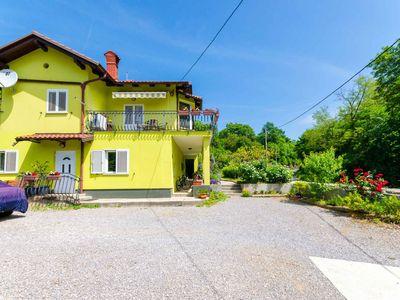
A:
[218,123,258,152]
[257,122,298,165]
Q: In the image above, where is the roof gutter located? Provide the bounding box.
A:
[80,74,107,133]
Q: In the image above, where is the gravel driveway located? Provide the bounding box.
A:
[1,197,399,299]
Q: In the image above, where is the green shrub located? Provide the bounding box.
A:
[197,191,229,207]
[210,173,220,180]
[238,162,263,183]
[241,190,252,197]
[298,148,343,183]
[222,164,240,179]
[263,164,293,183]
[378,195,400,216]
[289,181,311,198]
[326,196,345,206]
[238,160,293,184]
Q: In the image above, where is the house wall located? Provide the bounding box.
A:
[172,138,184,192]
[83,132,174,191]
[0,48,91,181]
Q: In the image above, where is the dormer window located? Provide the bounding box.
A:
[47,89,68,113]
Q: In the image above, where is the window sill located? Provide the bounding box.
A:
[45,111,69,114]
[93,173,129,176]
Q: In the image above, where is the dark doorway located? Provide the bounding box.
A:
[185,159,194,178]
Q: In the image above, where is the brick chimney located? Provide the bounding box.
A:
[104,50,120,80]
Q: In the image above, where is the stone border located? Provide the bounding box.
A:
[241,183,293,194]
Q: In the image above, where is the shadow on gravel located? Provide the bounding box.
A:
[0,214,25,223]
[280,198,400,228]
[280,198,353,219]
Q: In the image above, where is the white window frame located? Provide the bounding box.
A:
[0,150,18,174]
[124,104,144,125]
[91,149,129,175]
[47,89,68,113]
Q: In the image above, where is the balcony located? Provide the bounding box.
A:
[86,109,219,132]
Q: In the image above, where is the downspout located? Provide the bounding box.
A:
[79,74,108,193]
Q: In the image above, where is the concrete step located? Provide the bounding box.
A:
[80,198,201,207]
[78,193,94,201]
[173,192,193,197]
[221,188,242,192]
[221,187,241,191]
[224,191,242,195]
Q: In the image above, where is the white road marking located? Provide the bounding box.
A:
[310,256,400,300]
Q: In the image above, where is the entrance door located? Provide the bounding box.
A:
[56,151,76,175]
[55,151,76,194]
[185,159,194,179]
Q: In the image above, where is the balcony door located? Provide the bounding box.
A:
[124,104,144,130]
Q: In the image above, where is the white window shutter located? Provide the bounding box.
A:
[5,151,17,173]
[116,150,129,174]
[91,150,104,174]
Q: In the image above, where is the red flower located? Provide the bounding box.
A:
[375,173,384,178]
[32,172,38,176]
[349,179,354,183]
[354,168,363,173]
[375,186,383,192]
[55,171,61,175]
[363,172,369,176]
[382,180,389,186]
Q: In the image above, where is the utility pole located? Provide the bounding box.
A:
[264,128,268,167]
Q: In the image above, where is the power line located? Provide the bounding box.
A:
[278,37,400,128]
[180,0,245,80]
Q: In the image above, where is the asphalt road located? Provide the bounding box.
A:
[1,197,399,299]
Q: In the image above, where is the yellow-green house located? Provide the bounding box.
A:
[0,32,219,198]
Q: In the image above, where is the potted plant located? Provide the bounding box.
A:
[47,171,61,180]
[178,107,190,116]
[191,108,201,116]
[193,172,203,186]
[203,108,215,116]
[196,188,209,199]
[22,171,39,182]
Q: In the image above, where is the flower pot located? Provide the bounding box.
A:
[198,194,208,199]
[203,109,215,116]
[193,180,203,186]
[191,111,201,116]
[47,175,60,181]
[178,110,190,116]
[23,175,38,182]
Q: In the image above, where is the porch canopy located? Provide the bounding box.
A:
[15,133,94,144]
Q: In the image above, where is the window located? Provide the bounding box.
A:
[47,89,68,113]
[0,150,18,173]
[91,150,129,175]
[124,104,144,127]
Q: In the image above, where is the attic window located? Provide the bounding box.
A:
[47,89,68,113]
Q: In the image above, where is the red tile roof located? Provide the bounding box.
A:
[179,92,203,101]
[15,133,94,142]
[0,31,106,77]
[117,80,191,86]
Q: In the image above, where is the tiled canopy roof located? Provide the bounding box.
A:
[15,133,94,143]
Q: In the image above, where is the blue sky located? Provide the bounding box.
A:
[1,0,400,139]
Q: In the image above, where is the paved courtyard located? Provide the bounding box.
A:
[1,197,399,299]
